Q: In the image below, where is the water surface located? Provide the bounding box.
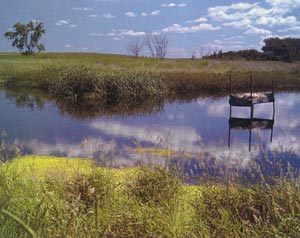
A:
[1,89,300,179]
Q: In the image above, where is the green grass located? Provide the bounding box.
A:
[1,52,300,102]
[1,155,300,237]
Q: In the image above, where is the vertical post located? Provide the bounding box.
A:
[272,102,275,120]
[228,74,232,149]
[249,126,252,152]
[270,126,274,142]
[250,74,253,101]
[228,120,231,149]
[229,74,232,95]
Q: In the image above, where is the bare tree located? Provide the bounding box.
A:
[126,38,143,57]
[144,34,169,59]
[191,50,197,60]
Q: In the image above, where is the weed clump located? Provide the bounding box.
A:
[127,166,181,206]
[191,181,300,238]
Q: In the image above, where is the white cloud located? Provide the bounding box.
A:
[266,0,300,8]
[223,18,252,29]
[244,27,272,35]
[151,10,160,15]
[91,29,146,38]
[103,13,116,19]
[186,17,208,23]
[89,14,98,18]
[256,16,297,26]
[126,12,137,17]
[151,31,160,36]
[70,24,77,28]
[224,36,244,41]
[162,23,220,33]
[208,2,258,21]
[208,4,272,22]
[81,47,89,50]
[161,3,176,7]
[56,19,70,26]
[207,2,288,22]
[278,26,300,32]
[121,30,146,36]
[73,7,93,11]
[64,44,71,48]
[161,3,187,7]
[141,10,160,17]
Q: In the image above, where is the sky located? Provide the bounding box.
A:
[1,0,300,58]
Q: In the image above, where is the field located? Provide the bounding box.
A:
[1,53,300,102]
[1,155,300,238]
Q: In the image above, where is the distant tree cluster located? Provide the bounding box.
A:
[126,34,169,59]
[204,37,300,62]
[262,38,300,62]
[205,49,263,61]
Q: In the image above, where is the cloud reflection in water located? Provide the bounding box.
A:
[2,91,300,177]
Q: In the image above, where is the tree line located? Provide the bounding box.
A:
[204,38,300,62]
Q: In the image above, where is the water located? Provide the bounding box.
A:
[1,89,300,179]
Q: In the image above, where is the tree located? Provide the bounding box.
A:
[262,37,300,62]
[144,34,169,59]
[191,50,196,60]
[126,38,143,57]
[4,21,46,54]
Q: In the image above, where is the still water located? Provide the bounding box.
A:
[1,89,300,179]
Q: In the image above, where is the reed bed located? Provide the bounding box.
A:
[0,155,300,238]
[1,53,300,102]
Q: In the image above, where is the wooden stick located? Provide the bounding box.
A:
[229,74,232,95]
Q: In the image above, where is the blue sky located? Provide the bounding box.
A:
[1,0,300,58]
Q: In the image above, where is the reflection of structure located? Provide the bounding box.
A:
[228,117,275,151]
[228,75,275,151]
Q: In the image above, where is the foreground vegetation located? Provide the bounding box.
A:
[1,155,300,238]
[1,53,300,103]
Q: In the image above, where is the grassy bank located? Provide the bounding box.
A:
[1,53,300,101]
[1,155,300,237]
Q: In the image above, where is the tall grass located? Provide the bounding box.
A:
[48,65,166,100]
[1,53,300,102]
[191,180,300,238]
[1,155,300,237]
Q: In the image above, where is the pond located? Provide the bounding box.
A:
[1,88,300,181]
